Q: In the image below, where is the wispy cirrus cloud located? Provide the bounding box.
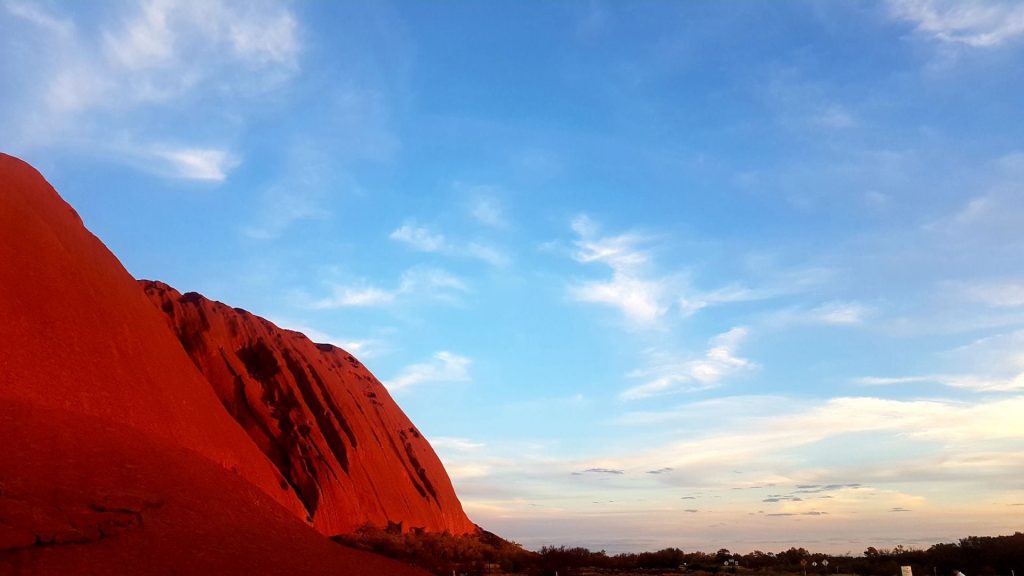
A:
[567,216,830,326]
[2,0,300,180]
[857,329,1024,393]
[469,196,508,229]
[390,222,446,252]
[4,0,72,35]
[81,0,299,108]
[438,392,1023,551]
[568,215,671,326]
[952,279,1024,308]
[431,437,486,452]
[385,351,471,392]
[677,285,768,317]
[857,374,1024,392]
[242,186,328,239]
[306,267,467,310]
[390,220,510,267]
[621,327,755,400]
[888,0,1024,48]
[603,394,1024,503]
[153,147,240,181]
[764,301,873,328]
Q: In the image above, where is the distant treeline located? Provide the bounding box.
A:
[336,528,1024,576]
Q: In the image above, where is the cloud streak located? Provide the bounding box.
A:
[2,0,301,180]
[857,373,1024,392]
[385,351,471,392]
[308,267,467,309]
[568,215,670,325]
[888,0,1024,48]
[154,147,239,181]
[390,220,510,267]
[621,327,755,400]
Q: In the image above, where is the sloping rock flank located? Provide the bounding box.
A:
[0,153,301,517]
[0,153,445,574]
[142,281,476,536]
[0,399,429,576]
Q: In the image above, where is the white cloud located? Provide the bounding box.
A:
[469,195,508,229]
[102,0,299,73]
[389,220,510,267]
[69,0,298,109]
[103,0,175,70]
[224,4,298,66]
[858,329,1024,393]
[765,300,872,328]
[4,0,73,36]
[398,267,468,294]
[2,0,301,180]
[442,390,1024,556]
[855,375,936,386]
[431,437,486,452]
[390,221,446,252]
[307,267,467,310]
[678,285,766,317]
[941,374,1024,392]
[621,327,755,400]
[954,280,1024,308]
[888,0,1024,47]
[572,274,668,325]
[337,339,383,358]
[615,394,1024,479]
[385,351,471,392]
[856,373,1024,392]
[568,215,671,326]
[242,183,329,240]
[810,301,870,325]
[570,215,650,269]
[310,286,395,309]
[153,147,239,181]
[464,242,511,267]
[568,217,834,326]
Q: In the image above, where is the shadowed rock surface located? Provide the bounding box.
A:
[142,280,476,536]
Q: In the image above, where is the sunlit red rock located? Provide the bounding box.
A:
[142,280,477,537]
[0,399,429,575]
[0,153,452,574]
[0,153,298,515]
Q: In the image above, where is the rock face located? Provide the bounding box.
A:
[0,153,301,517]
[0,153,461,574]
[0,399,430,576]
[142,280,476,536]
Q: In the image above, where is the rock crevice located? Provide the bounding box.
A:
[142,280,476,536]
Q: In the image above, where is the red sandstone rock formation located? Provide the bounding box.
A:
[0,399,429,576]
[0,152,452,574]
[0,153,299,515]
[142,280,476,536]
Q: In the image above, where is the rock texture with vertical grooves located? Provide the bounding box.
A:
[142,280,477,537]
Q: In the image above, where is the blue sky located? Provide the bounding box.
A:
[3,0,1024,554]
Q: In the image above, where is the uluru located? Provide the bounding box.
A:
[5,1,1024,570]
[0,152,471,573]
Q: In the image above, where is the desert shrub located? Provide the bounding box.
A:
[334,525,536,575]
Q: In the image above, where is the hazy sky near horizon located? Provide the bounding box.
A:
[3,0,1024,555]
